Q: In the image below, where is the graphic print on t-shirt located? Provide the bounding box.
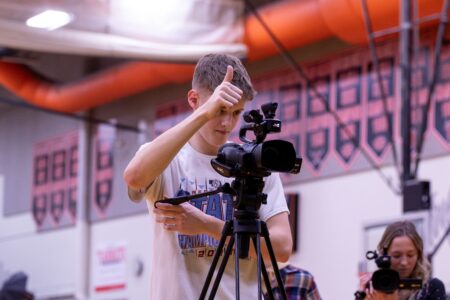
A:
[176,178,234,258]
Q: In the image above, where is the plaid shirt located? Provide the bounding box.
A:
[264,265,322,300]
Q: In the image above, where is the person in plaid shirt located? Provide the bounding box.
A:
[264,263,322,300]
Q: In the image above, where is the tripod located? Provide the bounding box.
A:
[198,177,288,300]
[154,177,290,299]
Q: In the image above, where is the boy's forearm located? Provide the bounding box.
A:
[123,109,208,189]
[203,214,292,263]
[249,213,292,263]
[248,232,292,263]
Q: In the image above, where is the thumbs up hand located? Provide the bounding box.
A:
[200,65,244,120]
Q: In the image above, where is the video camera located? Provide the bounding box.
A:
[210,102,302,212]
[211,102,302,179]
[354,248,422,299]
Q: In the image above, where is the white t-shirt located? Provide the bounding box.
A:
[144,142,289,299]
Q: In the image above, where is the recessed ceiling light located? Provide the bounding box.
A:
[26,10,73,31]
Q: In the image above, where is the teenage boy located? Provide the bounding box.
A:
[123,54,292,299]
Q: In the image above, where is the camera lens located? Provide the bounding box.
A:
[255,140,296,172]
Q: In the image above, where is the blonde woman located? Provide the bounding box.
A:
[358,221,446,300]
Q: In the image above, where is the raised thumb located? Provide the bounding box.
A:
[223,65,234,82]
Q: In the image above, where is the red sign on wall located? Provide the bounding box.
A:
[32,131,79,230]
[92,124,116,218]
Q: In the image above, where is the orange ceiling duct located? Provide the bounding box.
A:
[0,61,195,112]
[318,0,444,44]
[0,0,446,113]
[244,0,332,61]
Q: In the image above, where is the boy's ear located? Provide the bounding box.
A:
[187,89,199,109]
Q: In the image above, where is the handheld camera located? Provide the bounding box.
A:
[365,249,422,294]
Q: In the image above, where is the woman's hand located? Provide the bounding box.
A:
[359,273,372,290]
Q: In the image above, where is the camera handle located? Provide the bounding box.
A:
[199,210,287,300]
[153,183,234,207]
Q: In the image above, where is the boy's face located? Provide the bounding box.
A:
[196,90,246,154]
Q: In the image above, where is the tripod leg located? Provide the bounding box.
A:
[208,236,235,300]
[255,232,262,300]
[234,231,241,300]
[199,221,232,300]
[261,222,288,300]
[251,236,275,300]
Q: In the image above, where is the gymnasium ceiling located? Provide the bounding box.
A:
[0,0,278,111]
[0,0,279,61]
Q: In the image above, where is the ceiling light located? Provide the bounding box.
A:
[26,10,73,31]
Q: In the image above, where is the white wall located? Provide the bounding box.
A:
[0,172,152,300]
[0,175,78,297]
[418,155,450,289]
[89,214,152,300]
[286,155,450,299]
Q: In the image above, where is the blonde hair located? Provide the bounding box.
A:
[377,220,431,282]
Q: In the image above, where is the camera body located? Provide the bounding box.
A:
[211,102,302,179]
